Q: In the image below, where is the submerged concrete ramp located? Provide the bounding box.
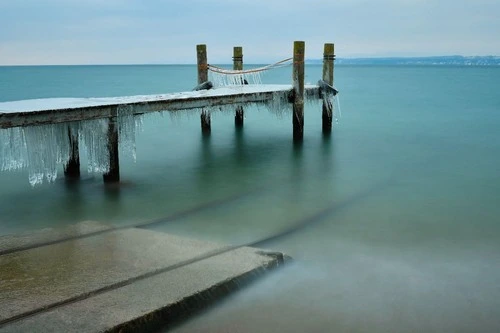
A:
[0,226,288,332]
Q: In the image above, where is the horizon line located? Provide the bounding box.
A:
[0,55,499,67]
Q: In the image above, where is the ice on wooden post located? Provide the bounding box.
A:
[64,125,80,178]
[103,116,119,183]
[197,44,211,133]
[293,41,305,141]
[233,46,245,127]
[322,43,335,133]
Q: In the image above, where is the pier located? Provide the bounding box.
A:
[0,41,337,185]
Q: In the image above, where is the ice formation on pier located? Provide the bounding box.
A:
[0,107,142,186]
[209,70,263,87]
[0,83,337,186]
[80,119,110,174]
[117,104,143,162]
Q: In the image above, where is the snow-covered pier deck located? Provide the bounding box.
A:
[0,84,320,129]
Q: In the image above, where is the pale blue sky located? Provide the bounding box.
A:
[0,0,498,65]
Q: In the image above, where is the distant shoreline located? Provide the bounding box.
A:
[308,56,500,66]
[1,56,499,67]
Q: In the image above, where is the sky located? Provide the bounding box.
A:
[0,0,499,65]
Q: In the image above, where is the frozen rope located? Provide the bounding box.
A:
[207,57,292,75]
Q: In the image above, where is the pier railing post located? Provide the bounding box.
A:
[233,46,244,128]
[322,43,335,133]
[197,44,208,84]
[293,41,305,141]
[64,126,80,179]
[197,44,211,134]
[103,108,120,183]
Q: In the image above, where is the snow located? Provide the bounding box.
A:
[0,85,306,114]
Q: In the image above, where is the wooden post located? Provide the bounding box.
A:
[200,109,211,135]
[197,44,211,133]
[64,126,80,179]
[233,46,244,127]
[103,109,120,183]
[322,43,335,133]
[196,44,208,84]
[293,41,305,141]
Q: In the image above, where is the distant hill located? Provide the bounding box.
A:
[307,56,500,66]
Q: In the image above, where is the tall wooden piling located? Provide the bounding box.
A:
[197,44,211,133]
[200,109,211,135]
[233,46,244,127]
[103,110,120,183]
[322,43,335,133]
[292,41,305,141]
[196,44,208,84]
[64,126,80,179]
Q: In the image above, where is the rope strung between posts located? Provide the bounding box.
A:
[207,57,293,75]
[207,57,292,86]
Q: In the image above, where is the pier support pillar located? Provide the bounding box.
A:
[235,106,244,128]
[196,44,208,84]
[233,46,244,128]
[293,41,305,141]
[201,109,211,134]
[197,44,210,134]
[322,43,335,134]
[103,113,120,183]
[64,126,80,179]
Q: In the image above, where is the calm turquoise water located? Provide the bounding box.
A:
[1,65,499,332]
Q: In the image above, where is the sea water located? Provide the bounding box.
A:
[0,64,499,332]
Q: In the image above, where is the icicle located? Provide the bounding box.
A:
[117,104,142,162]
[0,127,27,171]
[79,118,110,173]
[265,91,290,118]
[22,123,71,186]
[208,70,264,88]
[334,94,342,123]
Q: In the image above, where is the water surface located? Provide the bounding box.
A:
[1,64,499,332]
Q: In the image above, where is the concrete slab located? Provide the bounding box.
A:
[0,220,112,256]
[0,228,231,324]
[0,247,286,333]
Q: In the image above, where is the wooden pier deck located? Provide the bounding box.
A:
[0,84,321,129]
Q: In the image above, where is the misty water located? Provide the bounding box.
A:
[1,64,499,332]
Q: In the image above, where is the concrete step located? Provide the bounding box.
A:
[0,227,289,332]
